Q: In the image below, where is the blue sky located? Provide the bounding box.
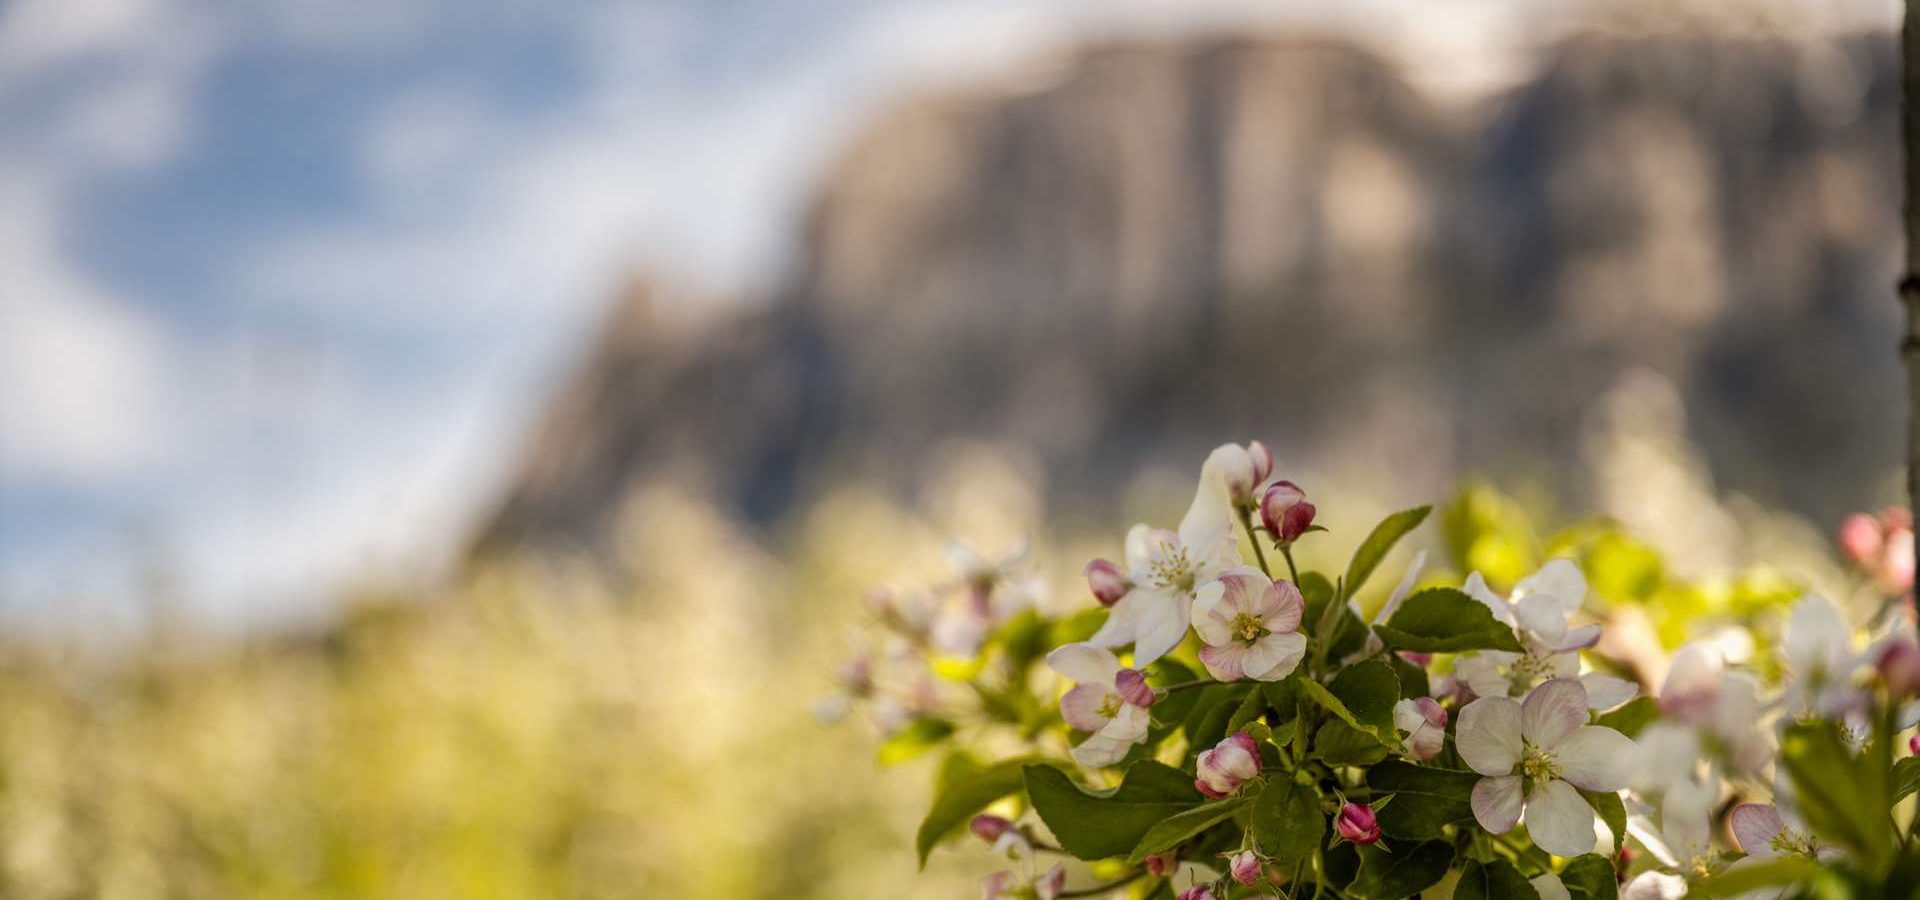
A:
[0,0,1892,629]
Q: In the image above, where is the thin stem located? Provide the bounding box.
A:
[1057,869,1145,898]
[1158,678,1218,696]
[1278,544,1301,585]
[1239,507,1274,578]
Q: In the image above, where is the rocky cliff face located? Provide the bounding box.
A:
[474,30,1904,559]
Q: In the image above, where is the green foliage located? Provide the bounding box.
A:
[1557,854,1620,900]
[1374,588,1525,653]
[1344,506,1432,602]
[1249,780,1324,871]
[1315,720,1392,766]
[1454,858,1538,900]
[1365,761,1477,840]
[877,717,955,765]
[1348,840,1454,900]
[1779,720,1896,872]
[1127,794,1254,863]
[915,757,1030,867]
[1892,756,1920,804]
[1578,788,1627,853]
[1594,696,1658,738]
[1023,761,1201,860]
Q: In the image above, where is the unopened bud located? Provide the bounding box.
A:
[1115,668,1157,708]
[1878,637,1920,697]
[1195,732,1261,798]
[1084,559,1132,608]
[1910,733,1920,756]
[1145,852,1178,878]
[1336,803,1381,845]
[970,814,1013,843]
[1229,851,1262,885]
[1247,441,1274,487]
[1260,481,1315,544]
[1176,887,1217,900]
[1884,528,1916,592]
[1840,514,1883,565]
[1036,863,1066,900]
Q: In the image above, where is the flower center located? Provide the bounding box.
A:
[1770,828,1819,858]
[1148,548,1197,594]
[1521,745,1561,783]
[1097,693,1123,719]
[1506,653,1553,695]
[1231,612,1270,644]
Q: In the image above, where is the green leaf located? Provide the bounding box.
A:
[1693,857,1821,898]
[916,759,1030,867]
[1298,572,1337,633]
[1249,780,1324,870]
[1024,761,1203,860]
[1299,661,1399,754]
[1325,607,1370,660]
[877,717,954,765]
[1894,756,1920,803]
[1343,506,1431,602]
[1183,684,1256,765]
[1374,588,1524,654]
[1578,789,1627,853]
[1780,719,1896,870]
[1146,658,1204,727]
[1226,684,1271,734]
[1389,653,1429,699]
[1366,761,1478,840]
[1315,720,1391,766]
[1557,854,1619,900]
[1594,697,1658,739]
[1348,840,1454,900]
[1128,793,1254,862]
[1453,858,1539,900]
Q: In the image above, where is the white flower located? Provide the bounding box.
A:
[1633,643,1773,789]
[1530,873,1572,900]
[1730,803,1825,861]
[1392,696,1448,761]
[1086,446,1243,666]
[1621,872,1689,900]
[1457,678,1636,857]
[1627,776,1719,876]
[1048,643,1153,768]
[1191,568,1307,682]
[1455,561,1637,711]
[1781,595,1862,718]
[1194,732,1262,798]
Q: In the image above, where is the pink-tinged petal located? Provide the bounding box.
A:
[1514,558,1587,611]
[1549,624,1603,652]
[1115,669,1157,708]
[1131,595,1192,667]
[1070,731,1135,768]
[1086,592,1147,648]
[1191,581,1233,646]
[1047,642,1122,685]
[1514,594,1571,646]
[1247,441,1274,485]
[1101,703,1153,743]
[1621,872,1689,900]
[1579,674,1638,711]
[1229,850,1262,885]
[1521,678,1589,749]
[1035,863,1066,900]
[1470,775,1525,833]
[1530,874,1572,900]
[1084,559,1132,607]
[1225,732,1260,758]
[1554,727,1635,792]
[1457,696,1524,775]
[1731,803,1787,858]
[1215,568,1269,613]
[1524,779,1599,857]
[1243,632,1307,682]
[1264,579,1305,634]
[1456,653,1515,700]
[1060,684,1114,732]
[982,870,1015,900]
[1199,643,1248,682]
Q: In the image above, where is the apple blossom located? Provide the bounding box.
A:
[971,814,1013,843]
[1228,851,1262,885]
[1626,776,1719,878]
[1633,643,1774,788]
[1191,568,1308,682]
[1392,696,1448,760]
[1335,803,1381,845]
[1531,874,1572,900]
[1086,446,1244,666]
[1457,678,1635,857]
[1621,872,1689,900]
[1247,440,1274,487]
[1195,732,1262,798]
[1781,595,1862,717]
[1731,803,1823,861]
[1840,507,1915,594]
[1083,559,1131,607]
[1176,887,1216,900]
[1259,481,1316,544]
[1047,643,1153,767]
[1454,562,1638,710]
[981,862,1065,900]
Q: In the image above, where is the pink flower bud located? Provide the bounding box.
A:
[1036,863,1066,900]
[1840,514,1883,564]
[1259,481,1315,543]
[1397,651,1433,667]
[970,814,1013,843]
[1910,733,1920,756]
[1229,851,1262,885]
[981,871,1014,900]
[1176,887,1217,900]
[1879,637,1920,697]
[1247,441,1274,486]
[1336,803,1381,845]
[1195,732,1261,798]
[1115,668,1157,708]
[1145,852,1178,877]
[1884,528,1916,592]
[1084,558,1132,608]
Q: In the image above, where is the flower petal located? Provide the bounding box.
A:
[1198,643,1248,682]
[1524,779,1598,857]
[1456,653,1515,700]
[1470,774,1525,833]
[1264,578,1305,634]
[1047,642,1122,685]
[1124,524,1176,575]
[1549,624,1603,652]
[1554,726,1635,792]
[1579,674,1638,711]
[1060,684,1114,732]
[1191,581,1232,646]
[1530,874,1571,900]
[1131,595,1192,667]
[1086,592,1147,648]
[1514,594,1571,646]
[1463,572,1517,626]
[1070,732,1135,768]
[1456,696,1524,775]
[1521,678,1589,749]
[1514,558,1587,611]
[1731,803,1787,858]
[1621,872,1689,900]
[1101,703,1153,743]
[1243,632,1307,682]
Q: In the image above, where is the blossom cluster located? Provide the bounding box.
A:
[831,442,1920,900]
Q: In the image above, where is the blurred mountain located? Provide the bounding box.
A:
[473,31,1904,560]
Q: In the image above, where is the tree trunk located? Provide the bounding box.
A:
[1905,1,1920,606]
